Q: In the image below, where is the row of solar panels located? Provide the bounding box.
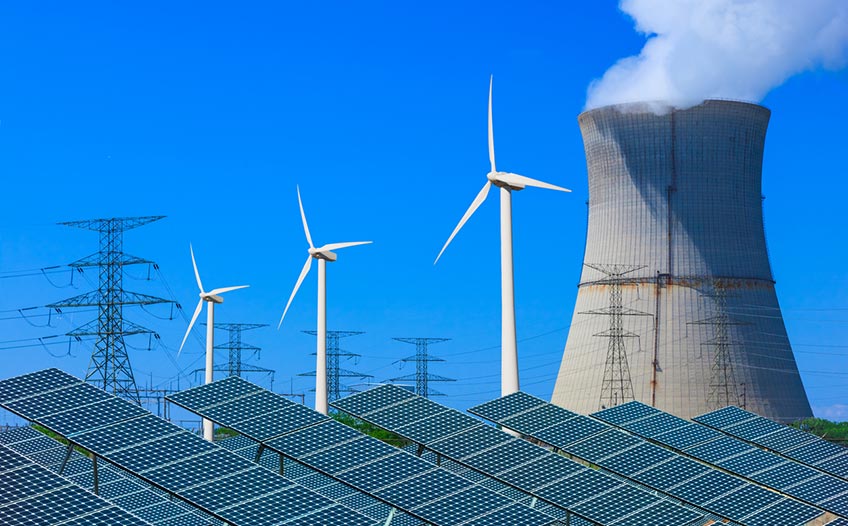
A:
[1,367,843,526]
[0,369,379,526]
[334,385,841,526]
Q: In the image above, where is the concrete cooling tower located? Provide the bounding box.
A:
[552,100,812,423]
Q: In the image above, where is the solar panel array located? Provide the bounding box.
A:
[0,426,217,526]
[0,369,377,526]
[469,392,827,526]
[593,401,848,519]
[0,442,154,526]
[216,433,424,526]
[694,406,848,480]
[333,384,707,526]
[168,376,562,526]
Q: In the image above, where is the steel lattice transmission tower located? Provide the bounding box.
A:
[47,216,171,404]
[389,338,455,398]
[299,330,372,403]
[689,281,745,410]
[194,323,275,386]
[580,263,652,410]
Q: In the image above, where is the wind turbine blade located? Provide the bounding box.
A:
[297,185,314,249]
[488,75,496,173]
[177,299,204,357]
[278,256,313,329]
[208,285,250,296]
[190,244,204,293]
[498,173,572,192]
[320,241,372,252]
[434,181,491,264]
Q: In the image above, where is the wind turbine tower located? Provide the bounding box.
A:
[435,76,571,397]
[178,245,248,440]
[279,186,371,415]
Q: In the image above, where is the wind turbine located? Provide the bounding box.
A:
[178,244,248,441]
[435,76,571,397]
[279,186,371,415]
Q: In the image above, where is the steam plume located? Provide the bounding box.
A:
[586,0,848,110]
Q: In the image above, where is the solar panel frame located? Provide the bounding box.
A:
[0,370,377,526]
[170,377,560,526]
[337,385,707,526]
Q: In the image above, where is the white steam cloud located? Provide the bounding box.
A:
[586,0,848,110]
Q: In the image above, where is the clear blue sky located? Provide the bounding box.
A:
[0,1,846,423]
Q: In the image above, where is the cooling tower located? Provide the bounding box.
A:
[552,100,812,423]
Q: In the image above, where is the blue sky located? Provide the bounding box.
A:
[0,1,846,423]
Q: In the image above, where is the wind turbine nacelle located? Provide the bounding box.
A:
[201,293,224,304]
[488,172,525,191]
[309,249,338,262]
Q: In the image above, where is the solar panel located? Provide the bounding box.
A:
[337,384,707,526]
[595,401,846,520]
[468,391,546,422]
[0,369,377,526]
[330,383,415,416]
[169,376,561,526]
[471,392,827,525]
[0,443,153,526]
[696,406,848,480]
[0,426,219,526]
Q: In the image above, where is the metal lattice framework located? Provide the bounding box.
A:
[299,330,372,402]
[581,263,652,410]
[47,216,170,404]
[689,280,746,410]
[193,323,275,387]
[388,337,454,398]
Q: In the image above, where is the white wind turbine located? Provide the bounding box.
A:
[278,186,371,415]
[435,76,571,397]
[178,244,249,441]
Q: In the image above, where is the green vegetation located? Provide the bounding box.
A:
[32,424,90,455]
[332,411,409,447]
[792,418,848,444]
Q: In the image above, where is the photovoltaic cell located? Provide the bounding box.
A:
[395,409,481,444]
[167,375,262,411]
[170,377,561,526]
[474,393,827,525]
[598,401,844,520]
[0,370,376,526]
[533,415,607,447]
[331,383,415,416]
[0,443,153,526]
[693,405,756,429]
[467,391,546,422]
[365,396,446,430]
[0,426,218,526]
[500,403,578,435]
[697,405,848,480]
[340,385,706,526]
[590,400,660,425]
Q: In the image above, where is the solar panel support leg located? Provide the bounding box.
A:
[415,444,424,457]
[279,452,284,476]
[436,453,441,467]
[92,454,99,495]
[383,507,396,526]
[254,444,265,464]
[59,442,74,475]
[530,496,537,508]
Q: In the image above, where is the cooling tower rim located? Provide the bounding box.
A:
[578,98,770,121]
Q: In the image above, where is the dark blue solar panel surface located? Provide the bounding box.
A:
[596,401,846,520]
[0,426,217,525]
[170,376,560,526]
[338,384,707,526]
[0,369,377,526]
[472,393,828,525]
[696,406,848,480]
[0,443,153,526]
[467,391,547,422]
